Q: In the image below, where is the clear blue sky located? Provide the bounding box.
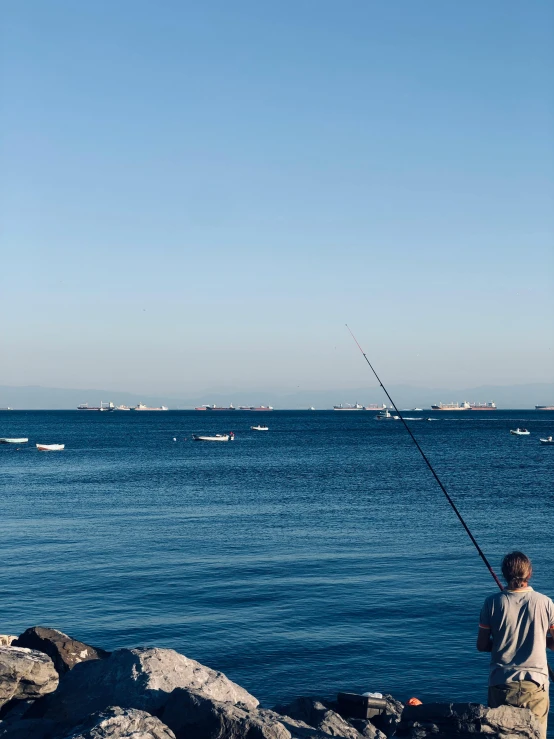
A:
[2,1,553,394]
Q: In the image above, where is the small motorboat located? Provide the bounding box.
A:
[36,443,65,451]
[0,438,28,444]
[192,433,234,442]
[375,409,400,420]
[251,425,268,431]
[510,429,530,436]
[539,436,554,445]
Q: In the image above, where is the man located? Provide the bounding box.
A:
[477,551,554,739]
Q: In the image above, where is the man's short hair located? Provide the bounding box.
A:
[501,551,532,588]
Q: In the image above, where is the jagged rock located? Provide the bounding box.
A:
[0,718,60,739]
[13,627,109,675]
[58,706,176,738]
[396,702,542,738]
[36,648,258,724]
[0,648,59,708]
[273,697,363,738]
[0,640,16,649]
[162,689,291,739]
[346,719,387,739]
[370,695,403,737]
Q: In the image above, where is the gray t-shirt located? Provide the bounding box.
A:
[479,587,554,687]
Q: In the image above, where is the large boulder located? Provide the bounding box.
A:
[13,627,109,676]
[58,706,176,738]
[396,702,542,738]
[162,689,290,739]
[273,697,363,738]
[37,648,258,724]
[0,647,58,708]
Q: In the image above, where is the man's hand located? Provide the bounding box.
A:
[477,626,493,652]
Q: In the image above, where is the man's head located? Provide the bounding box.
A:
[501,551,532,589]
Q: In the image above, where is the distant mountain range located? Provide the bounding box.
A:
[0,383,553,410]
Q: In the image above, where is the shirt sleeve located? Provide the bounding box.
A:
[479,598,491,629]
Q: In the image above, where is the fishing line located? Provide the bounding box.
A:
[345,324,504,591]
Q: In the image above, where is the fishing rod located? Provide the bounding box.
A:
[346,325,554,680]
[345,324,504,591]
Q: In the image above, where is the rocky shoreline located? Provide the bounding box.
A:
[0,627,542,738]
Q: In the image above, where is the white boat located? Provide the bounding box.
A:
[510,429,530,436]
[133,403,168,411]
[36,443,65,451]
[375,409,400,420]
[115,405,131,411]
[431,402,471,411]
[539,436,553,445]
[0,438,28,444]
[192,433,234,442]
[251,425,268,431]
[309,407,316,411]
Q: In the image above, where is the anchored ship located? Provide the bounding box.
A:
[363,404,387,411]
[77,402,115,411]
[201,404,236,411]
[469,402,496,410]
[535,405,554,411]
[430,402,471,411]
[236,406,273,411]
[333,403,364,411]
[133,403,168,411]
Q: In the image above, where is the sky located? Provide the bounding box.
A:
[1,1,553,395]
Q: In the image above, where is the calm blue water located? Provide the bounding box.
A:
[1,410,553,729]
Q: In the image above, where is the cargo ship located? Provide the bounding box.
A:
[237,405,273,411]
[469,402,496,410]
[535,405,554,411]
[430,402,471,411]
[333,403,364,411]
[132,403,168,411]
[202,404,236,411]
[77,402,115,411]
[364,404,387,411]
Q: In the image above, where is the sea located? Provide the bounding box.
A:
[1,409,553,732]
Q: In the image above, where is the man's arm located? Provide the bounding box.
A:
[547,627,554,651]
[477,626,493,652]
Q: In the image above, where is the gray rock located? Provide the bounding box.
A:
[396,702,542,738]
[38,648,258,724]
[162,689,290,739]
[13,627,109,675]
[0,718,60,739]
[346,719,387,739]
[59,706,176,738]
[272,697,363,738]
[0,647,59,708]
